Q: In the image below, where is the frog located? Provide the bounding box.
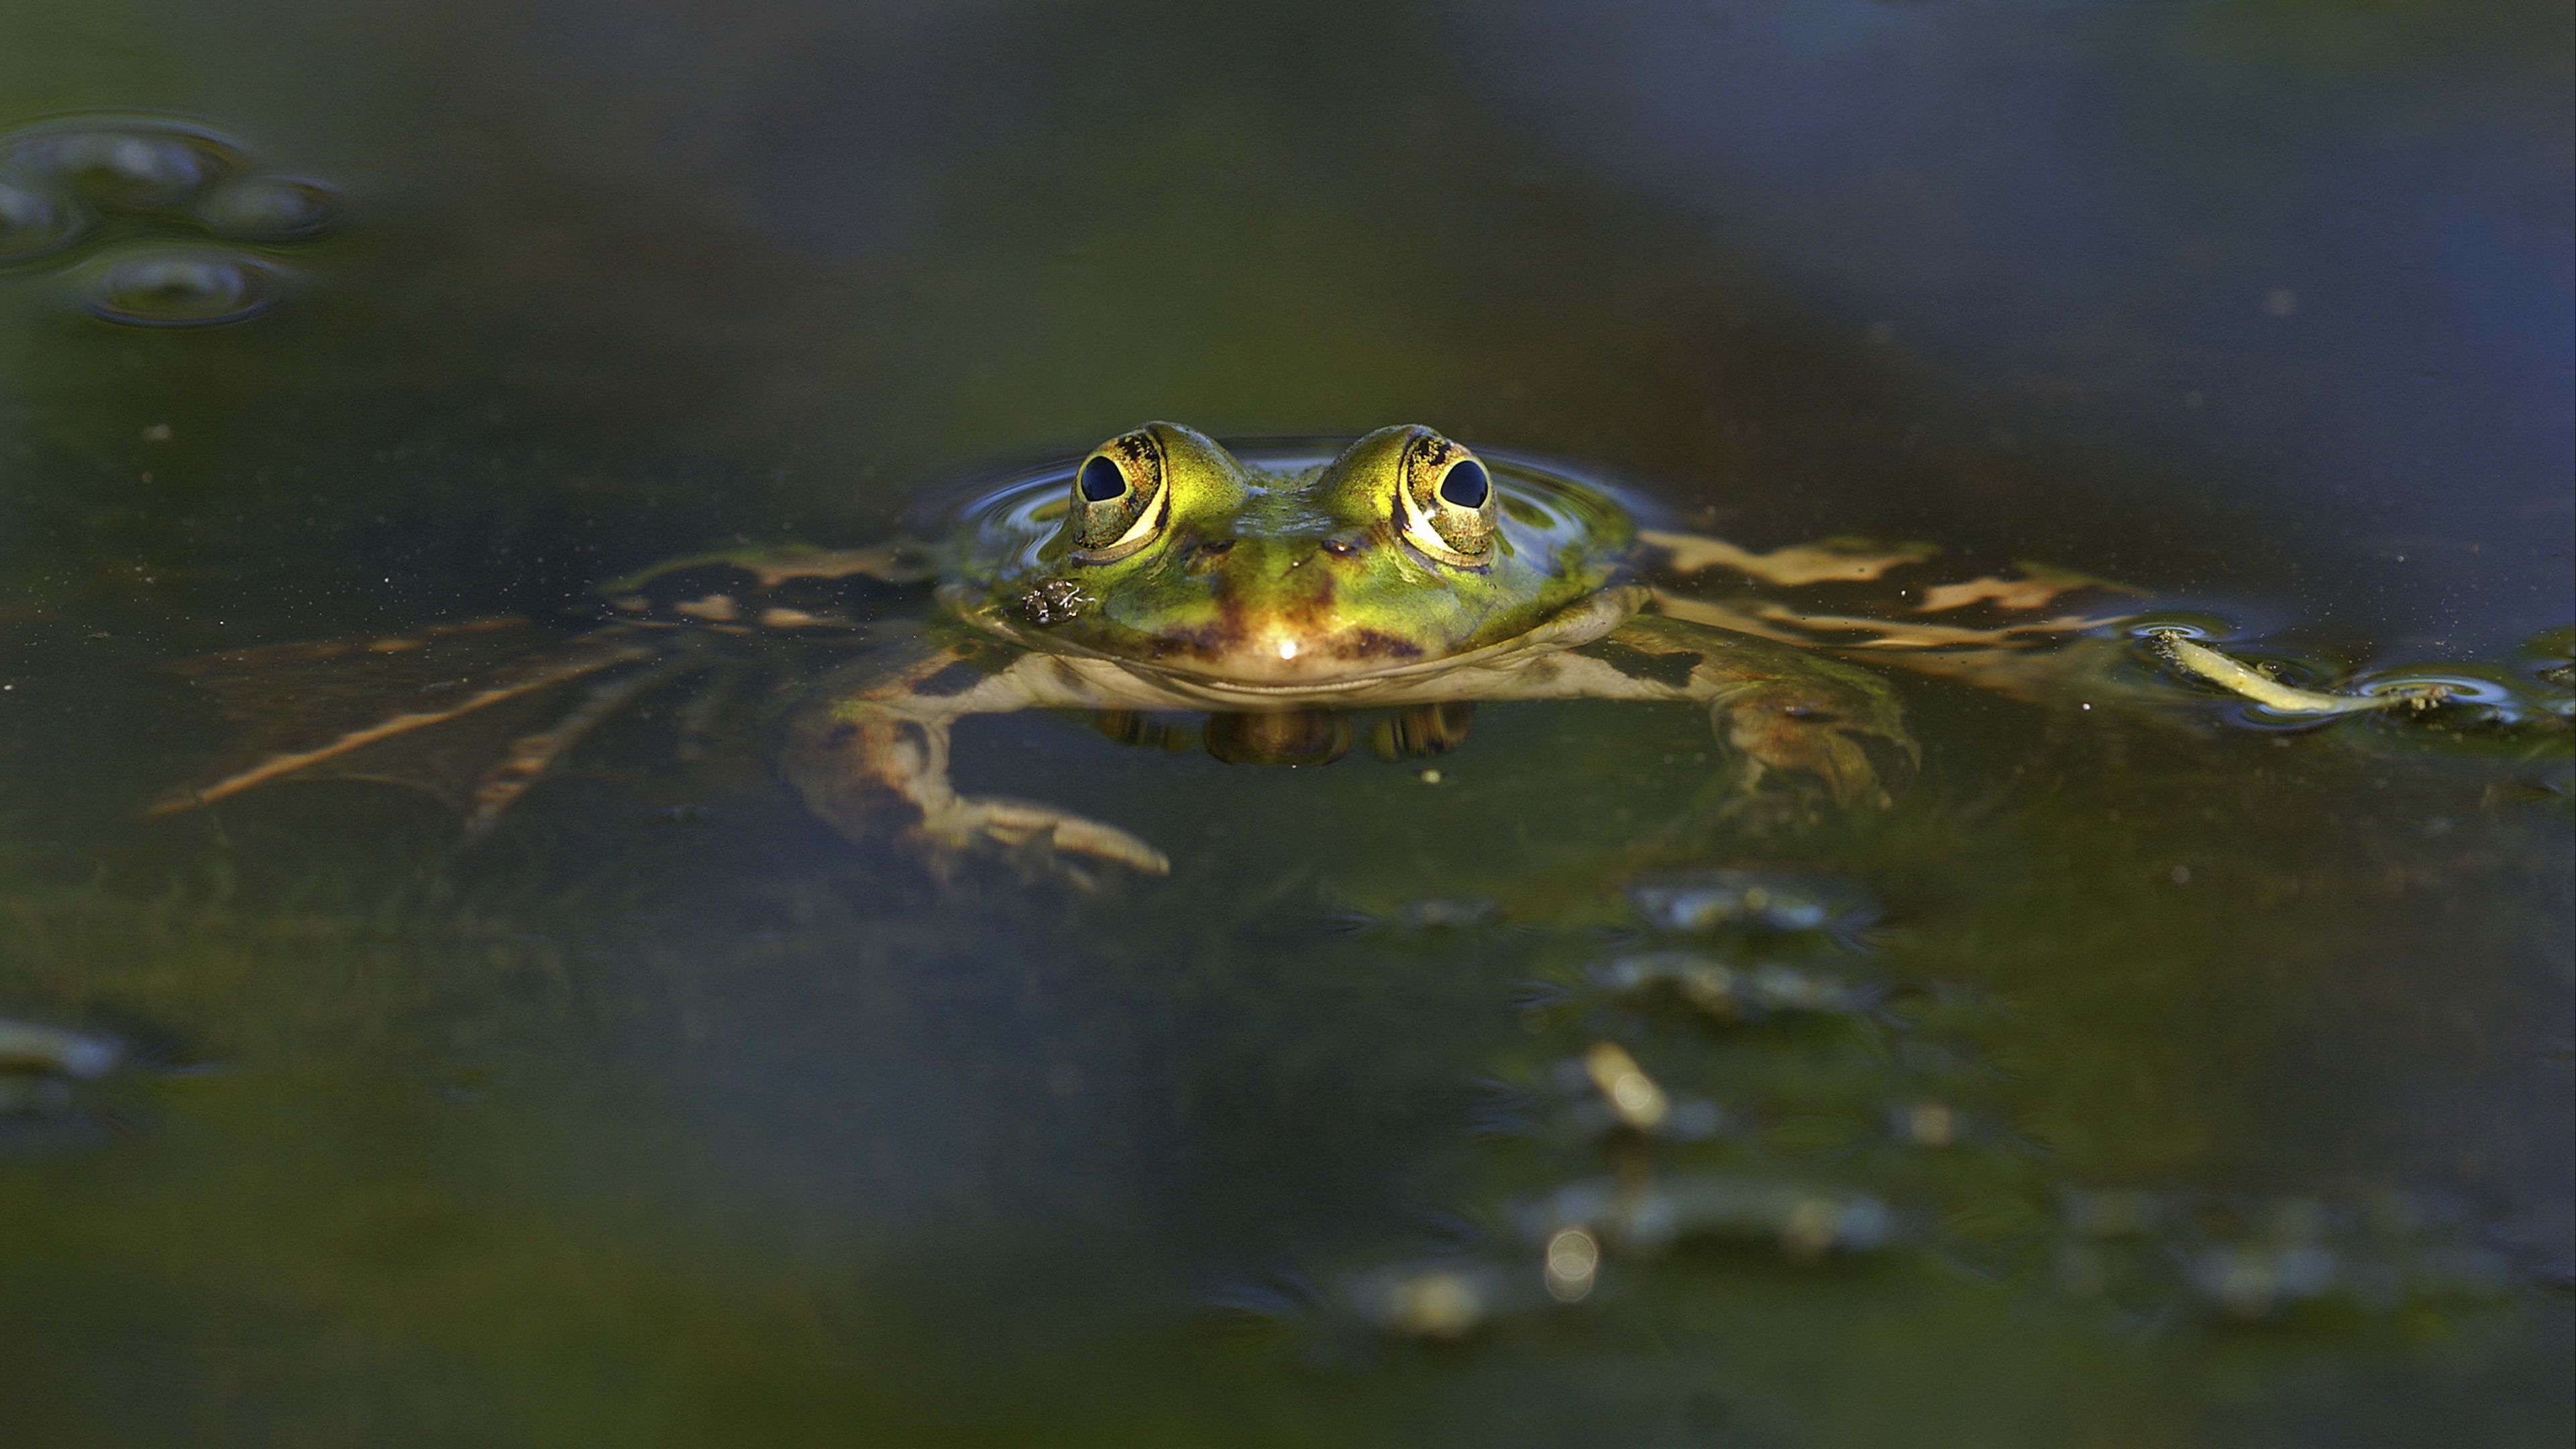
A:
[158,423,2138,877]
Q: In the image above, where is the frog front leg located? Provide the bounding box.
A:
[1448,614,1914,807]
[777,637,1173,877]
[1595,614,1916,807]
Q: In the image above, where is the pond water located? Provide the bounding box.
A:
[2,2,2570,1446]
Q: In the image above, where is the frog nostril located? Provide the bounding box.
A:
[1322,536,1358,558]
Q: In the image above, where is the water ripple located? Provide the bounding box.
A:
[0,113,339,326]
[80,244,284,327]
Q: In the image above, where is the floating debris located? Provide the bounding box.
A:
[1626,868,1882,943]
[1585,951,1885,1024]
[1338,1258,1551,1340]
[2050,1186,2524,1320]
[2183,1242,2346,1319]
[2175,1240,2515,1321]
[1580,1042,1668,1130]
[1481,1043,1731,1144]
[2141,627,2451,716]
[1883,1101,1971,1149]
[1541,1228,1601,1303]
[1518,1173,1901,1259]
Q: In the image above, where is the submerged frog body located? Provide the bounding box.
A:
[784,423,1917,874]
[160,422,2152,875]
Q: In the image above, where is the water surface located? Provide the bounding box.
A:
[1,3,2569,1446]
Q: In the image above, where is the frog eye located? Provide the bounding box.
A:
[1069,429,1170,559]
[1397,434,1499,566]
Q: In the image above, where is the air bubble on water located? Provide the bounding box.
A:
[195,176,339,241]
[5,118,239,211]
[0,179,92,264]
[2353,669,2514,705]
[2119,610,2235,642]
[80,245,284,327]
[2351,666,2531,722]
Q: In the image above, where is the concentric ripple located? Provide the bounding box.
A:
[196,175,340,241]
[2,117,239,211]
[80,246,284,327]
[0,113,339,327]
[0,178,92,264]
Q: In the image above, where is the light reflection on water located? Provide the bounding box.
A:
[0,1,2568,1445]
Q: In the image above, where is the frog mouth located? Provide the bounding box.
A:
[981,586,1648,698]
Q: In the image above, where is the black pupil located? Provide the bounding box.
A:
[1079,455,1128,502]
[1438,458,1490,508]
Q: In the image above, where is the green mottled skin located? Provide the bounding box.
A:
[784,423,1913,876]
[966,423,1631,686]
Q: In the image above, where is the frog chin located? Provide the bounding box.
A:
[1151,623,1437,688]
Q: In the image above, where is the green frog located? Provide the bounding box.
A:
[160,423,2135,876]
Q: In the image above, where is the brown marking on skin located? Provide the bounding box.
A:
[175,615,533,672]
[1911,567,2135,614]
[150,639,653,814]
[1144,623,1236,663]
[1404,430,1458,478]
[1575,639,1703,690]
[675,594,739,622]
[464,655,700,833]
[1331,629,1426,663]
[913,660,994,698]
[1108,428,1164,474]
[1642,531,1937,586]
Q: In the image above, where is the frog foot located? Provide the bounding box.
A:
[1709,674,1917,810]
[780,678,1173,880]
[916,794,1171,877]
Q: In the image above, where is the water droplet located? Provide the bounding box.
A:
[195,175,339,241]
[81,246,282,327]
[0,179,91,264]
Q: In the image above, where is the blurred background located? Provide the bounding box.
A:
[3,0,2567,650]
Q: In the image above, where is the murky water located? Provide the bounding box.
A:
[3,2,2570,1445]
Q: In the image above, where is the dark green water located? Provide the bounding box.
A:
[2,3,2569,1445]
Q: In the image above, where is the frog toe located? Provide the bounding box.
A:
[1713,678,1915,808]
[923,796,1173,877]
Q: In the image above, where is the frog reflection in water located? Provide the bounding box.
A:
[163,423,2130,875]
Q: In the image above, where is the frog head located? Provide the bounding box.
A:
[997,422,1631,684]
